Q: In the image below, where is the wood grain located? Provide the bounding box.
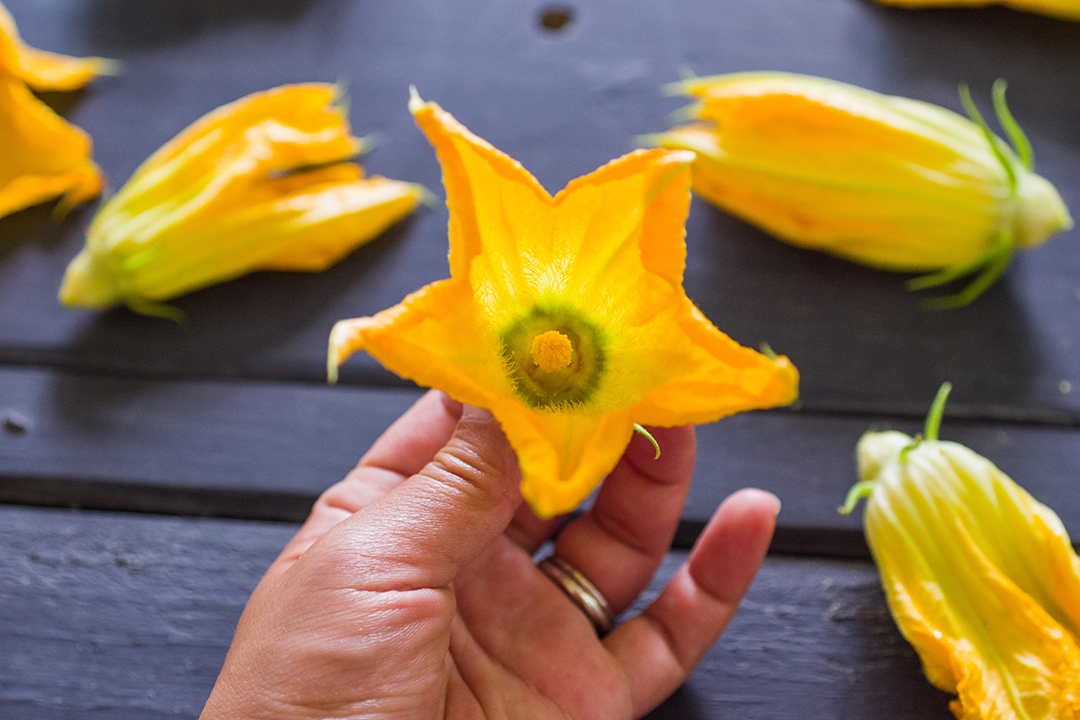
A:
[0,366,417,519]
[0,2,1075,715]
[3,367,1077,556]
[0,505,953,720]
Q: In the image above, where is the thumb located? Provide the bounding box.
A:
[315,405,524,591]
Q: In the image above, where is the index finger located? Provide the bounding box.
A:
[358,389,464,476]
[265,390,463,581]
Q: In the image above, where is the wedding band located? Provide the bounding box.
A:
[536,555,614,636]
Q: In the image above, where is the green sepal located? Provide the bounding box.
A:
[906,83,1027,311]
[907,230,1014,310]
[917,245,1013,311]
[959,82,1018,194]
[898,382,952,460]
[991,79,1034,172]
[633,424,661,459]
[125,296,187,323]
[899,436,922,464]
[838,479,875,515]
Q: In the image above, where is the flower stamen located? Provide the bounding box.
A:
[499,300,606,409]
[531,331,573,373]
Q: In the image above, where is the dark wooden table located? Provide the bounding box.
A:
[2,1,1078,718]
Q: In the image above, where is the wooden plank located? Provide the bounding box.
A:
[644,554,953,720]
[3,366,1078,555]
[0,506,295,720]
[0,505,953,720]
[0,0,1077,421]
[687,410,1080,556]
[0,366,419,521]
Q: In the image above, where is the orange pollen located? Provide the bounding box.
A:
[530,331,573,373]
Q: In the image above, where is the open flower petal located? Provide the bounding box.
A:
[330,92,798,518]
[636,306,800,426]
[0,1,116,91]
[0,73,102,219]
[330,278,511,409]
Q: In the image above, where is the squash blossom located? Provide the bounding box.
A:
[872,0,1080,22]
[59,84,426,317]
[0,2,116,91]
[842,384,1080,719]
[648,72,1073,308]
[328,89,799,518]
[0,1,113,219]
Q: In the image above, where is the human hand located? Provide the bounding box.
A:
[200,390,780,720]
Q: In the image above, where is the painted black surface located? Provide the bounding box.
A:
[0,0,1077,420]
[0,506,954,720]
[0,2,1076,715]
[3,368,1078,556]
[0,366,416,513]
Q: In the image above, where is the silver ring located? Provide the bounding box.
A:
[536,555,614,636]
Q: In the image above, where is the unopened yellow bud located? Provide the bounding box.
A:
[843,385,1080,719]
[59,83,425,316]
[648,72,1073,307]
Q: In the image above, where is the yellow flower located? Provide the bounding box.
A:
[0,73,103,218]
[328,89,799,518]
[0,0,110,219]
[648,72,1072,308]
[59,84,426,317]
[0,1,117,91]
[842,384,1080,720]
[872,0,1080,22]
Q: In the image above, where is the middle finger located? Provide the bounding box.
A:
[550,425,695,614]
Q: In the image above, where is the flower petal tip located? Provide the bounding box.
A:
[408,85,428,114]
[657,149,696,167]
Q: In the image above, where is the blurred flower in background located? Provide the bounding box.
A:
[59,83,426,318]
[648,72,1072,308]
[0,0,113,219]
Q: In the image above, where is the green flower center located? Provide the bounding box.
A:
[499,301,606,409]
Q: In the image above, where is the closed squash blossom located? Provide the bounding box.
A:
[649,72,1073,307]
[842,384,1080,719]
[59,84,425,317]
